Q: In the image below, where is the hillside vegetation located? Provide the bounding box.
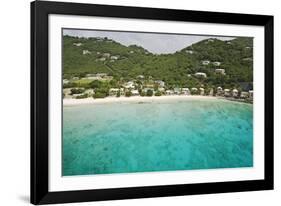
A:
[63,35,253,90]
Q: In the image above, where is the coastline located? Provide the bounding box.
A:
[63,95,222,106]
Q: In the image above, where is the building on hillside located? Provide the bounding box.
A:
[96,73,108,77]
[110,56,119,60]
[185,50,194,54]
[136,75,145,79]
[73,42,82,47]
[201,60,210,65]
[98,57,106,61]
[215,69,226,75]
[82,50,91,55]
[213,61,221,66]
[103,53,111,58]
[123,81,134,89]
[194,72,207,78]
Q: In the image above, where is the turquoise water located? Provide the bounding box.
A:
[63,99,253,176]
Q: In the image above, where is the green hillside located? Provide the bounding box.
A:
[63,35,253,89]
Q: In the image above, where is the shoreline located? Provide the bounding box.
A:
[63,95,229,106]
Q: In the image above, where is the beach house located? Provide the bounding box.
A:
[155,80,165,88]
[174,88,181,95]
[240,91,249,99]
[249,90,254,100]
[199,88,205,95]
[224,89,231,97]
[191,88,198,94]
[131,90,140,96]
[165,90,174,95]
[216,87,223,96]
[232,89,239,97]
[182,88,190,95]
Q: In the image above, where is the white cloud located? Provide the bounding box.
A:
[63,29,234,54]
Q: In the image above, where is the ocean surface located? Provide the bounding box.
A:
[63,98,253,176]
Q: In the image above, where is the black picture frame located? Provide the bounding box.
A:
[31,0,274,204]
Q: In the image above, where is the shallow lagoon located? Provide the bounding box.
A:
[63,98,253,176]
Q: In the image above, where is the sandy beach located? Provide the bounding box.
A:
[63,95,221,106]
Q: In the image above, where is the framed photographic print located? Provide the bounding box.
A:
[31,0,274,204]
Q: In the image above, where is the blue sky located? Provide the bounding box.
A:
[63,29,234,54]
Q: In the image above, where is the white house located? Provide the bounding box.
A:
[110,56,119,60]
[217,87,223,96]
[194,72,207,78]
[201,60,210,65]
[73,42,82,47]
[249,90,254,100]
[224,89,231,97]
[215,69,226,75]
[131,90,139,96]
[98,57,106,61]
[155,80,165,88]
[137,75,145,79]
[103,53,111,58]
[185,50,194,54]
[232,89,239,97]
[123,81,134,89]
[96,73,108,77]
[182,88,190,95]
[63,79,69,85]
[72,77,79,80]
[84,89,95,96]
[158,88,165,92]
[199,88,205,95]
[82,50,91,55]
[213,61,221,66]
[174,88,181,95]
[129,51,134,54]
[240,91,249,99]
[165,90,174,95]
